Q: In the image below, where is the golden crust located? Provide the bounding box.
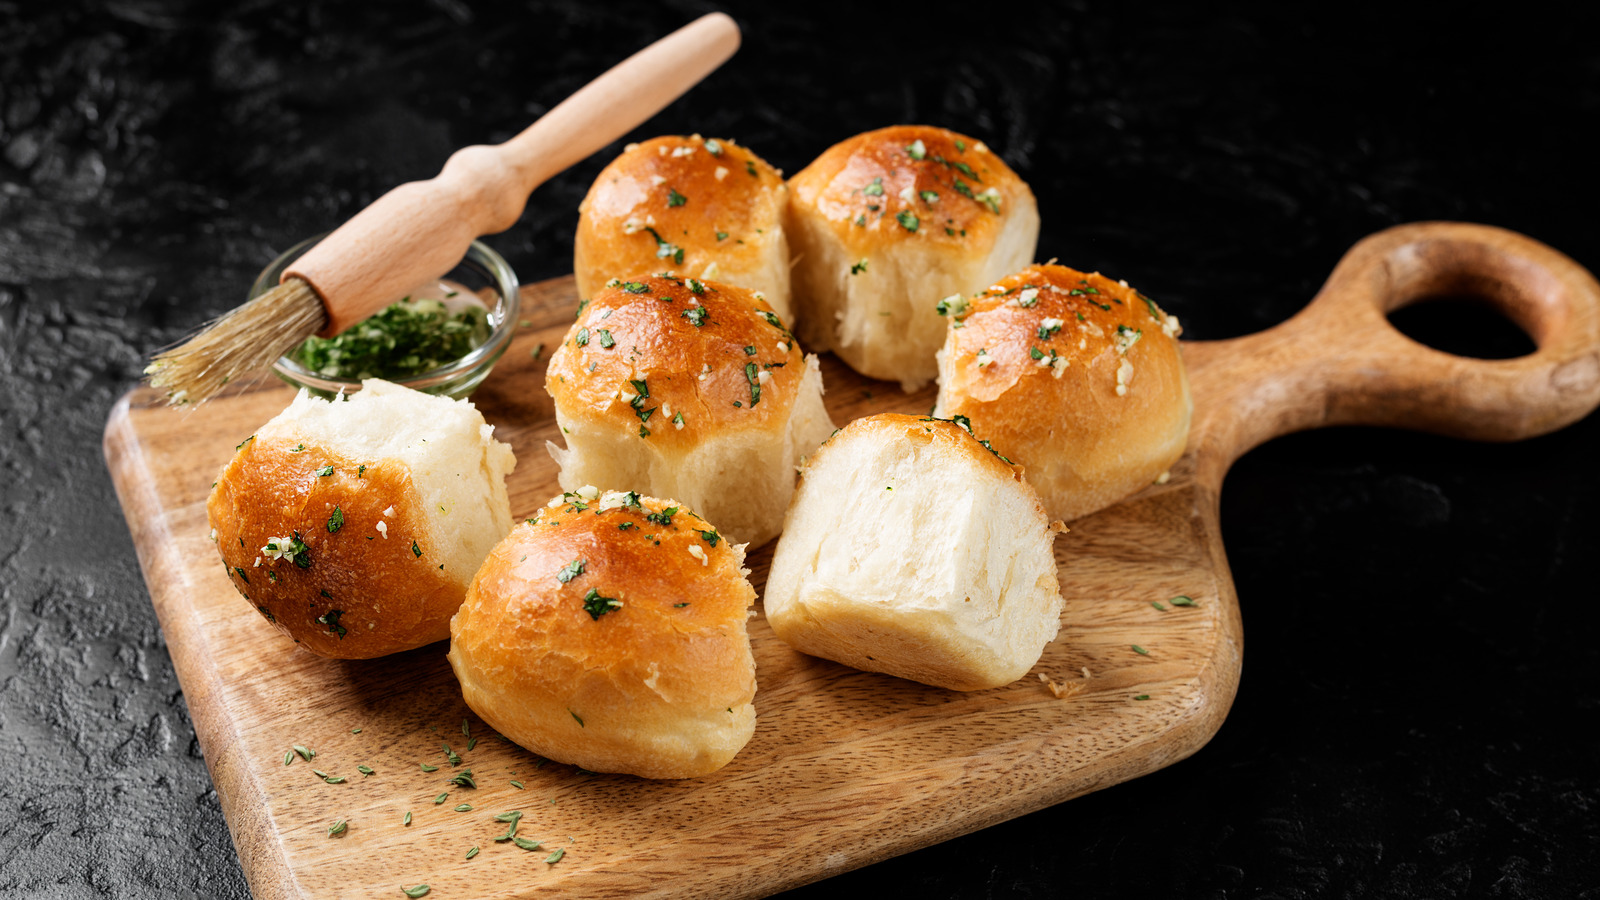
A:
[208,437,461,659]
[575,135,787,299]
[447,493,757,779]
[545,275,805,448]
[786,125,1031,255]
[936,264,1191,522]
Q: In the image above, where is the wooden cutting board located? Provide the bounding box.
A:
[104,222,1600,899]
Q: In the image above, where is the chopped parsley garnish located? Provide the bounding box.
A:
[687,278,707,294]
[666,188,687,207]
[412,540,422,558]
[745,159,758,177]
[682,307,709,326]
[954,139,967,152]
[1141,293,1162,319]
[327,506,343,533]
[288,297,490,381]
[1132,645,1149,655]
[1029,346,1044,360]
[704,138,722,155]
[622,281,648,293]
[699,530,720,547]
[936,294,970,317]
[896,210,919,232]
[744,362,762,407]
[581,589,622,619]
[317,609,346,638]
[744,345,757,355]
[952,178,976,200]
[315,465,334,477]
[556,559,586,584]
[1170,595,1197,607]
[575,328,590,347]
[645,506,678,527]
[863,177,885,197]
[919,190,939,204]
[851,259,869,275]
[715,230,728,241]
[596,329,615,349]
[234,566,249,584]
[906,139,927,159]
[1037,320,1064,340]
[854,214,867,227]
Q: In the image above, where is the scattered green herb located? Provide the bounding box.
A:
[896,210,920,232]
[1170,595,1197,607]
[327,819,347,837]
[1132,645,1149,655]
[581,589,622,620]
[666,188,687,207]
[556,558,586,584]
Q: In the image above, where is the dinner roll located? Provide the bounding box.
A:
[933,264,1191,523]
[545,274,834,547]
[207,379,516,658]
[448,489,757,779]
[786,125,1039,390]
[764,414,1064,691]
[575,135,792,322]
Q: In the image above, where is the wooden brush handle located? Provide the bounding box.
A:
[1184,222,1600,477]
[285,12,741,336]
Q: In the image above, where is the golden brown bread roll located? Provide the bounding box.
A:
[933,264,1191,522]
[544,274,834,547]
[786,125,1040,390]
[575,135,792,322]
[448,489,757,779]
[207,380,516,658]
[764,414,1064,691]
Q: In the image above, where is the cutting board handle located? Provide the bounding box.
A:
[1185,221,1600,471]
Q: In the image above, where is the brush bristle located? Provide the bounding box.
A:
[145,277,327,407]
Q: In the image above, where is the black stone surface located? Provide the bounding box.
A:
[3,2,1597,897]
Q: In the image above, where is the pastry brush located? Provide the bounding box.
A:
[145,12,740,406]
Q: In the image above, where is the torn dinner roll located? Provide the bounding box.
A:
[207,379,516,658]
[934,264,1191,523]
[575,134,792,322]
[764,413,1064,691]
[544,274,834,547]
[785,125,1039,390]
[448,490,757,779]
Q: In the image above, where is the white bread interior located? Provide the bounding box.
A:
[256,379,516,580]
[764,414,1062,690]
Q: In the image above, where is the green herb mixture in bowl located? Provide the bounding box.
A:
[257,236,520,399]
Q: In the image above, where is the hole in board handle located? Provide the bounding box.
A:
[1386,294,1537,361]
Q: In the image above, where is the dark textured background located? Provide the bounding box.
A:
[3,1,1598,897]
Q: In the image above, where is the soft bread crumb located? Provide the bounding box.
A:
[1038,672,1083,699]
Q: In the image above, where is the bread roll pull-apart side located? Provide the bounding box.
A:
[545,274,834,547]
[207,380,516,658]
[576,134,793,322]
[934,264,1191,523]
[448,489,758,779]
[786,125,1039,390]
[765,414,1064,691]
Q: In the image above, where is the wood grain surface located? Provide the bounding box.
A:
[104,222,1600,899]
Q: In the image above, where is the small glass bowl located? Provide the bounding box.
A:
[255,235,521,400]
